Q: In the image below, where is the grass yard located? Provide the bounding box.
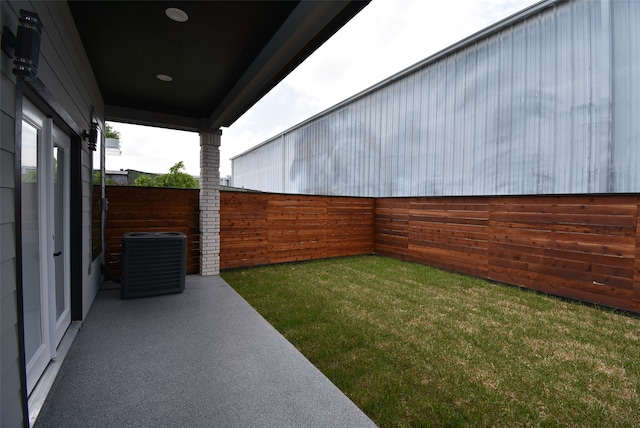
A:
[221,255,640,427]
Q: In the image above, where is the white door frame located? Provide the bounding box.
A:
[51,125,71,348]
[21,98,72,395]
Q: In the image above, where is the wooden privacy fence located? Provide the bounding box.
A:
[375,195,640,313]
[104,187,640,312]
[220,192,374,269]
[104,187,200,276]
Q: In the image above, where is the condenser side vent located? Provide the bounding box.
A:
[121,232,186,298]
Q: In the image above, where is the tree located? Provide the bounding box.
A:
[134,161,199,189]
[93,171,116,185]
[105,123,121,140]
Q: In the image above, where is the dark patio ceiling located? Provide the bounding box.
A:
[67,1,369,132]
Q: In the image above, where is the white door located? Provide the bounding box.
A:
[21,99,71,395]
[52,126,71,346]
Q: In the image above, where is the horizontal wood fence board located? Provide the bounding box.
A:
[490,203,637,216]
[105,187,200,274]
[490,220,635,237]
[490,233,635,258]
[487,264,635,298]
[492,241,635,270]
[493,195,636,206]
[489,247,634,279]
[490,212,637,228]
[488,266,634,310]
[410,226,488,241]
[489,256,634,290]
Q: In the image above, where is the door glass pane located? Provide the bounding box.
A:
[21,120,42,360]
[54,146,65,318]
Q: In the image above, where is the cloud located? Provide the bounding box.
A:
[102,122,200,175]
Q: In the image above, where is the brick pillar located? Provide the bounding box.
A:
[199,130,222,276]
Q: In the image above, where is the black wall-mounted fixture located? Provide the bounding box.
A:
[11,10,43,80]
[83,122,98,151]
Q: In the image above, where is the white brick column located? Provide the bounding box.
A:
[199,130,222,276]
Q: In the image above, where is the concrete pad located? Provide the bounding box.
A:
[35,275,376,428]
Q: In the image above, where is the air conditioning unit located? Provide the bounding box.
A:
[121,232,186,298]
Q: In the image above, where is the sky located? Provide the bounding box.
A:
[100,0,538,178]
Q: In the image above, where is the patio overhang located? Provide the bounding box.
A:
[67,0,370,132]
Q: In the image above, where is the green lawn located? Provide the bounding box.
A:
[221,255,640,427]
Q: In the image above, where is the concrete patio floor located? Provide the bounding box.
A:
[34,275,376,427]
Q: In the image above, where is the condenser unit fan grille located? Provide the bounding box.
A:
[121,232,186,298]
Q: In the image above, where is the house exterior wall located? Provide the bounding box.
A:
[232,0,640,197]
[1,1,104,426]
[1,26,23,427]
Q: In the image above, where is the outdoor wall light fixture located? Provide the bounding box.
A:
[157,74,173,82]
[3,9,43,81]
[83,122,98,152]
[165,7,189,23]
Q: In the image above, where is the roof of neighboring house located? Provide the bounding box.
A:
[67,1,369,132]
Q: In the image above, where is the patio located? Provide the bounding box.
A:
[34,275,375,427]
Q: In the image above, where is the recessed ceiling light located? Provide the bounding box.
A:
[165,7,188,23]
[156,74,173,82]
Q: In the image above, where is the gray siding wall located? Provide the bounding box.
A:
[232,0,640,197]
[1,27,23,427]
[1,1,103,426]
[2,3,26,426]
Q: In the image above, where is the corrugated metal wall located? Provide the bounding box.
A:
[232,0,640,197]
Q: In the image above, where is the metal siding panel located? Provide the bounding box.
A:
[350,101,359,195]
[571,1,592,193]
[409,72,423,196]
[525,16,541,194]
[379,85,390,196]
[394,75,413,194]
[432,60,447,196]
[612,0,640,192]
[233,0,638,197]
[500,26,517,194]
[591,1,610,193]
[389,81,399,195]
[358,96,369,196]
[539,8,558,194]
[284,131,293,193]
[629,0,640,192]
[292,126,302,194]
[486,34,502,194]
[397,76,410,195]
[450,53,464,195]
[444,55,455,196]
[360,99,367,196]
[473,39,490,195]
[235,137,284,192]
[372,90,384,196]
[423,66,437,195]
[460,47,474,195]
[416,68,429,196]
[554,2,573,192]
[336,108,349,194]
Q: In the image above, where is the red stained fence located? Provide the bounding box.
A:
[220,192,374,269]
[105,187,640,312]
[104,187,200,276]
[375,195,640,313]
